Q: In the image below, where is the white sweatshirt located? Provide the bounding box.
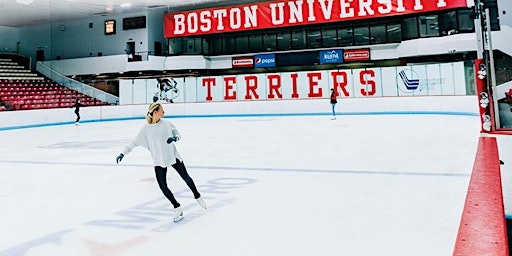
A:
[122,119,182,167]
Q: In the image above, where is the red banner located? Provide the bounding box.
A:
[232,56,254,68]
[164,0,468,38]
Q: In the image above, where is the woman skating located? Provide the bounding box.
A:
[116,102,206,222]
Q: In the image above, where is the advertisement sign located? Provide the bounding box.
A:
[319,49,343,64]
[276,52,319,67]
[254,54,276,68]
[396,68,421,93]
[120,62,467,104]
[232,56,254,68]
[164,0,468,37]
[344,49,370,62]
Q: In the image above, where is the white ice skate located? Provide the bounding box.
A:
[196,197,207,210]
[173,206,184,223]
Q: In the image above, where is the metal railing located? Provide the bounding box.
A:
[36,62,119,105]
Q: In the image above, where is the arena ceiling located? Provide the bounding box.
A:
[0,0,259,27]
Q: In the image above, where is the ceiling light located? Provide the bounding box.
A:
[120,3,132,8]
[16,0,34,5]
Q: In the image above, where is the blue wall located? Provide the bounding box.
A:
[1,8,166,70]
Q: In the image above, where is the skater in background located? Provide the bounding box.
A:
[330,88,338,120]
[71,98,83,125]
[115,102,207,222]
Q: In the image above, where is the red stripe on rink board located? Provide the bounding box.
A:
[453,137,509,256]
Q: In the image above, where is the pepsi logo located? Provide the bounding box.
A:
[255,58,274,64]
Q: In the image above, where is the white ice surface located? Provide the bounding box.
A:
[0,114,482,256]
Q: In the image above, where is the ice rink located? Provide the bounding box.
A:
[0,113,485,255]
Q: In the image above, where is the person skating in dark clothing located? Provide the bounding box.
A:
[330,88,338,120]
[71,98,83,125]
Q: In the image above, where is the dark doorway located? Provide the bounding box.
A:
[154,41,162,56]
[126,41,135,55]
[36,49,44,61]
[126,41,142,62]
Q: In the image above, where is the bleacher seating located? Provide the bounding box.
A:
[0,79,108,110]
[0,57,109,111]
[0,58,44,81]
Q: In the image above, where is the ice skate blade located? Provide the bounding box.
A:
[196,197,207,210]
[173,212,184,223]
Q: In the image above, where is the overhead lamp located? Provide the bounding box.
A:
[16,0,34,5]
[120,3,132,8]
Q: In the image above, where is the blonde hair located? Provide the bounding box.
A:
[146,102,162,124]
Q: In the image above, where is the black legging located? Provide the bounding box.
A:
[74,110,80,122]
[154,159,201,209]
